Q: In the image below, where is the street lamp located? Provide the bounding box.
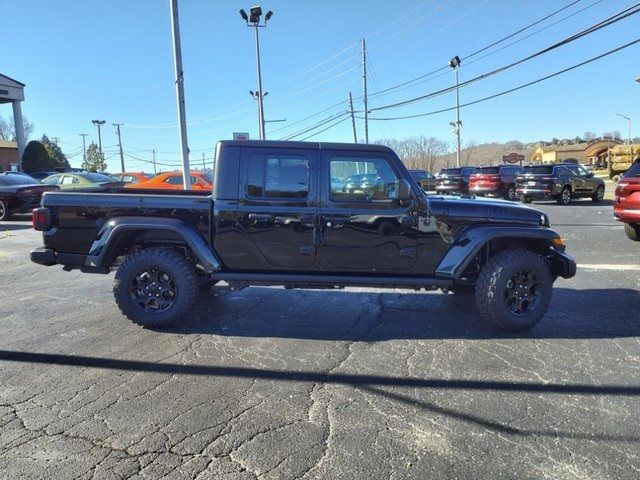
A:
[91,119,106,171]
[449,55,462,168]
[616,113,631,145]
[239,6,274,140]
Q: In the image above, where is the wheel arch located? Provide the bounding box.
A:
[85,216,223,273]
[435,226,562,280]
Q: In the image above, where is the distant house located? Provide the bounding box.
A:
[531,139,621,165]
[0,140,19,172]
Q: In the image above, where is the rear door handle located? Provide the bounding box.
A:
[247,213,273,222]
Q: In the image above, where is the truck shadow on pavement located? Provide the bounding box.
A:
[175,287,640,340]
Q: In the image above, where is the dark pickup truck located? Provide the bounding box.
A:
[31,140,576,332]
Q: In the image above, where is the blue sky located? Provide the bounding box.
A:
[2,0,639,170]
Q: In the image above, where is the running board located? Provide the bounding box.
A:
[209,272,452,289]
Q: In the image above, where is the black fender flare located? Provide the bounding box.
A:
[435,226,566,279]
[85,216,223,273]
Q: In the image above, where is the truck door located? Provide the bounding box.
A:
[237,147,317,269]
[318,151,418,273]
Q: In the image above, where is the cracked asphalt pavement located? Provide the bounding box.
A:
[1,200,639,479]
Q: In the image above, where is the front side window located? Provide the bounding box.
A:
[61,176,77,185]
[247,154,309,199]
[42,175,61,185]
[330,156,399,201]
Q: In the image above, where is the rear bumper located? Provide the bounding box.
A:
[30,247,103,272]
[613,206,640,223]
[516,187,556,199]
[436,185,463,193]
[469,185,503,195]
[549,249,577,279]
[30,247,57,266]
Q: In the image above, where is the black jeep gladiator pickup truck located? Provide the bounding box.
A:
[31,140,576,331]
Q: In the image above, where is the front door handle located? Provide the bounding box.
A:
[247,213,273,222]
[324,215,350,228]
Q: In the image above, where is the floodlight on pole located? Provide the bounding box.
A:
[91,119,106,171]
[240,5,273,140]
[616,113,631,145]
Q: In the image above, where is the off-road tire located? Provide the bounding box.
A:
[504,184,517,201]
[557,186,571,205]
[114,247,198,328]
[475,249,553,331]
[591,185,605,202]
[0,200,10,221]
[624,222,640,241]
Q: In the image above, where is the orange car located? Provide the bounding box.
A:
[111,172,154,184]
[126,171,213,190]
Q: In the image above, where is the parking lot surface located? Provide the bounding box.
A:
[1,199,639,480]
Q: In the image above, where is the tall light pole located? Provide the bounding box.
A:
[170,0,191,189]
[449,56,462,168]
[91,119,106,171]
[616,113,631,145]
[240,6,273,140]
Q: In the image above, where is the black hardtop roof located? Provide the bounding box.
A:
[217,140,394,153]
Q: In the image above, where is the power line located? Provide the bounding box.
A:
[300,116,350,141]
[267,100,348,135]
[361,37,640,121]
[369,0,587,98]
[367,2,640,113]
[282,111,349,141]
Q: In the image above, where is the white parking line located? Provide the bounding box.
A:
[579,264,640,271]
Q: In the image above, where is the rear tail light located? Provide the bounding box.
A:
[32,207,53,231]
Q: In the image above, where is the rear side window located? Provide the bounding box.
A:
[246,154,309,199]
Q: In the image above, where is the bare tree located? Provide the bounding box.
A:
[0,115,34,142]
[583,131,597,141]
[461,139,480,166]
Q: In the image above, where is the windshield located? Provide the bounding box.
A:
[80,173,116,183]
[523,165,554,175]
[479,166,500,174]
[0,174,39,186]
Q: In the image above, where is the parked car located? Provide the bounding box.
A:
[31,140,576,332]
[40,172,121,190]
[408,169,437,191]
[614,159,640,240]
[0,173,58,221]
[343,173,383,194]
[29,171,57,181]
[435,167,477,194]
[125,171,212,190]
[516,163,605,205]
[111,172,155,184]
[53,167,87,173]
[469,165,522,200]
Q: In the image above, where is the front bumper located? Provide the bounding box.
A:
[549,249,577,279]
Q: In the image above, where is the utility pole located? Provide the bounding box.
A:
[361,38,369,144]
[79,133,88,165]
[152,149,157,174]
[113,123,125,172]
[349,92,358,143]
[91,120,106,171]
[202,152,206,170]
[170,0,191,189]
[449,56,462,168]
[240,7,273,140]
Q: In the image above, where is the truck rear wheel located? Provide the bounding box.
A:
[475,249,553,331]
[624,222,640,241]
[557,186,571,205]
[591,185,604,202]
[113,247,198,328]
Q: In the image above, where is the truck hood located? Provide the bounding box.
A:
[426,194,548,227]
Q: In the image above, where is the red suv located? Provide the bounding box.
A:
[614,159,640,240]
[469,165,522,200]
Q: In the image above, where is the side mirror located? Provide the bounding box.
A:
[394,179,412,201]
[586,172,594,178]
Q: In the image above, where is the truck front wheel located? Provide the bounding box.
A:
[113,247,198,328]
[475,249,553,331]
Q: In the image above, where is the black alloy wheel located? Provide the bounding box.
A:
[130,268,177,313]
[504,269,540,316]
